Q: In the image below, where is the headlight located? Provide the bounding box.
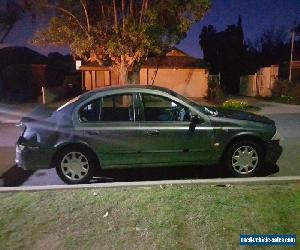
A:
[271,131,281,141]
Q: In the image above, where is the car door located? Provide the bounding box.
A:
[137,92,214,165]
[76,92,140,168]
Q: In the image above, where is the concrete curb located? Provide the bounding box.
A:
[0,120,19,124]
[0,176,299,193]
[0,117,21,124]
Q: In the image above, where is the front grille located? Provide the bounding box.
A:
[270,140,279,145]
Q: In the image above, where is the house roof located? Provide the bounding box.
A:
[141,48,209,69]
[79,48,209,71]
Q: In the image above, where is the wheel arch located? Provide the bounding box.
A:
[221,134,266,162]
[51,142,101,169]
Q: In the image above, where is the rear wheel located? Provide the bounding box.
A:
[225,141,262,177]
[55,146,95,184]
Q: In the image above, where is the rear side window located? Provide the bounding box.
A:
[79,94,134,122]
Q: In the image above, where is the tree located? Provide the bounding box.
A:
[199,16,246,94]
[0,1,25,43]
[244,26,296,80]
[31,0,211,84]
[199,24,219,74]
[254,27,289,67]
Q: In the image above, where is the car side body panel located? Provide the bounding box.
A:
[16,85,282,173]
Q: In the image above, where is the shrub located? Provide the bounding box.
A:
[223,99,250,110]
[278,95,296,104]
[271,79,283,97]
[272,79,300,104]
[207,76,225,103]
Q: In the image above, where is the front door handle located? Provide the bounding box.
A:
[85,131,99,136]
[146,130,159,136]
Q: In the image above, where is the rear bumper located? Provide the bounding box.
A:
[15,144,52,171]
[264,141,282,165]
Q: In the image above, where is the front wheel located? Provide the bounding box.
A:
[225,141,263,177]
[55,146,95,184]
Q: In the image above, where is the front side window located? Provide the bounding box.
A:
[141,94,191,122]
[79,94,134,122]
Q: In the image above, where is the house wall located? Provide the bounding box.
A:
[140,68,208,98]
[240,75,257,97]
[84,71,92,90]
[95,71,105,88]
[82,68,209,98]
[84,70,115,90]
[240,65,279,97]
[111,70,119,85]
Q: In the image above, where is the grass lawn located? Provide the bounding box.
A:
[0,183,299,250]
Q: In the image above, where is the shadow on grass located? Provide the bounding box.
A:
[90,163,280,183]
[0,165,35,187]
[0,163,280,186]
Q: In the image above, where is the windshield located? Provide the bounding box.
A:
[170,90,219,116]
[167,89,206,112]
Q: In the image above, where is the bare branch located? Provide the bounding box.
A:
[139,0,145,25]
[113,0,118,31]
[40,3,88,35]
[80,0,91,32]
[0,25,12,43]
[122,0,125,29]
[100,1,106,20]
[130,0,133,16]
[145,0,149,10]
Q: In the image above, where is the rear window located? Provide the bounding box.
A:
[79,94,134,122]
[56,96,80,111]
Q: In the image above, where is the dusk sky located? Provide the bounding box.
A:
[2,0,300,58]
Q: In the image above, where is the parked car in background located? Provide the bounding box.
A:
[16,85,282,184]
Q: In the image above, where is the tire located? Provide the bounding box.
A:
[55,146,95,184]
[225,140,263,177]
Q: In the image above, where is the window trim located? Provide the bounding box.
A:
[78,93,136,123]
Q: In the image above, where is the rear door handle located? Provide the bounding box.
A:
[146,130,159,136]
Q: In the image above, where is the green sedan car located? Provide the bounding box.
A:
[16,85,282,184]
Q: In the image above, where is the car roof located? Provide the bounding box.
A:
[87,84,172,94]
[79,84,178,101]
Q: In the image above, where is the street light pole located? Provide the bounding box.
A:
[289,30,295,81]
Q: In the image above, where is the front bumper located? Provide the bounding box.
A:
[15,144,52,171]
[264,140,282,165]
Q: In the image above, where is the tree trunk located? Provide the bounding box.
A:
[119,58,129,85]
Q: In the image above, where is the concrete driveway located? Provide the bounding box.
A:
[0,100,299,187]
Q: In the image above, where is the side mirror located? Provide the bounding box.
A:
[189,114,202,133]
[190,114,201,125]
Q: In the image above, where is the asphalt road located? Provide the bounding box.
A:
[0,100,299,187]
